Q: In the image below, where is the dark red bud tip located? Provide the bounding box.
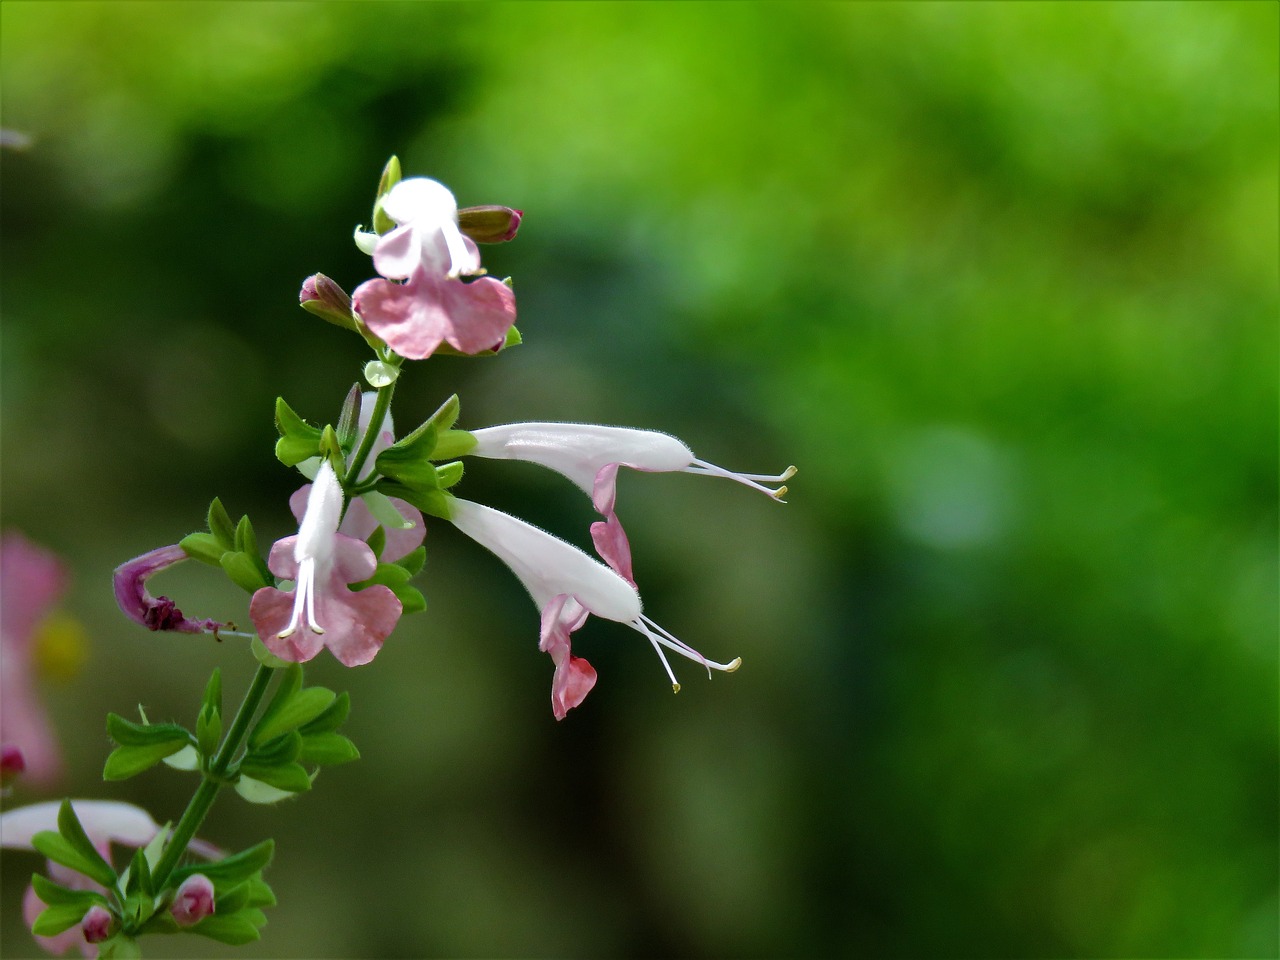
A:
[458,205,523,243]
[1,744,25,782]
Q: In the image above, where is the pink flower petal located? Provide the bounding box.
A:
[539,595,597,720]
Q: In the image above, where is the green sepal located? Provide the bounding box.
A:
[32,901,96,937]
[372,155,402,234]
[298,691,350,736]
[124,846,154,898]
[375,421,439,489]
[207,498,237,550]
[298,732,360,766]
[196,705,221,760]
[336,384,362,452]
[31,803,117,888]
[107,713,191,748]
[431,429,478,461]
[250,635,289,668]
[251,688,336,746]
[365,524,387,560]
[202,669,222,718]
[236,760,311,793]
[319,424,344,466]
[220,550,271,594]
[394,545,426,577]
[435,461,464,489]
[179,532,225,567]
[188,909,267,946]
[375,479,452,519]
[104,741,190,781]
[171,840,274,890]
[31,874,109,909]
[274,397,324,466]
[426,394,461,433]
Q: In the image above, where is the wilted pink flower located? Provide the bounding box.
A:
[447,497,740,718]
[352,177,517,360]
[1,534,67,785]
[113,545,226,635]
[171,873,215,927]
[1,799,159,958]
[250,462,402,667]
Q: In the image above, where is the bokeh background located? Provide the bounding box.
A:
[2,2,1276,957]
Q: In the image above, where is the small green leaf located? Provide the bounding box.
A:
[220,551,271,593]
[375,423,439,489]
[104,741,189,781]
[244,875,277,908]
[244,731,302,768]
[57,800,118,886]
[365,525,387,559]
[426,394,461,432]
[236,761,311,793]
[374,479,452,519]
[214,881,252,915]
[188,910,265,945]
[274,397,323,466]
[249,664,301,744]
[31,874,109,909]
[251,688,336,745]
[171,840,274,889]
[395,584,427,615]
[207,498,236,550]
[125,847,154,897]
[32,901,95,937]
[336,383,362,451]
[107,714,191,748]
[298,732,360,766]
[394,546,427,577]
[178,532,225,566]
[298,691,350,735]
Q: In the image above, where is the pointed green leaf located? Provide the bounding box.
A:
[251,688,336,746]
[125,846,154,897]
[237,761,311,793]
[179,532,225,566]
[220,551,271,593]
[207,498,236,550]
[188,910,265,946]
[395,584,427,615]
[202,669,222,718]
[104,741,189,781]
[171,840,274,890]
[394,546,427,577]
[375,424,439,489]
[365,524,387,560]
[274,397,324,466]
[32,901,95,937]
[299,732,360,766]
[336,384,362,451]
[57,800,119,885]
[244,876,277,908]
[298,691,350,735]
[31,874,109,909]
[107,713,191,748]
[244,731,302,768]
[374,479,452,519]
[97,935,143,960]
[214,881,252,915]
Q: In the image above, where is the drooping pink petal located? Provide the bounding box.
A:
[353,267,516,360]
[590,512,635,587]
[539,594,597,720]
[113,545,225,634]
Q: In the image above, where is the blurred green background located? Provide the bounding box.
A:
[2,2,1276,957]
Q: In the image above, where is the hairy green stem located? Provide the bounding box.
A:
[151,663,276,890]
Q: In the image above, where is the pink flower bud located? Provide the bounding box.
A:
[457,205,523,243]
[299,273,358,331]
[171,873,215,927]
[81,905,112,944]
[1,744,25,783]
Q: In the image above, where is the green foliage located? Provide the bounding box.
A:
[274,397,325,466]
[31,801,118,889]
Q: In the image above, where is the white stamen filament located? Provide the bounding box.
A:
[631,614,742,692]
[684,459,797,501]
[278,558,325,639]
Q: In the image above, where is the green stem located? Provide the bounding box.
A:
[344,379,397,489]
[151,663,276,889]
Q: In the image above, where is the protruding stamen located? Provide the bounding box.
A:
[685,459,797,500]
[278,560,324,639]
[631,615,741,688]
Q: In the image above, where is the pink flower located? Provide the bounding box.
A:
[447,498,740,718]
[113,545,226,635]
[80,906,112,944]
[171,873,215,927]
[291,392,424,563]
[1,534,67,785]
[250,462,402,667]
[352,177,517,359]
[1,799,159,958]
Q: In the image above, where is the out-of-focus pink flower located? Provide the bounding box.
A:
[352,177,518,360]
[171,873,215,927]
[112,545,226,635]
[250,462,402,667]
[1,534,67,785]
[2,799,159,958]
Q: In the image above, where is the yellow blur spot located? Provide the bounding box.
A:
[33,613,89,682]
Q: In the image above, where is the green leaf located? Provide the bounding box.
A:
[124,847,154,897]
[435,460,464,489]
[220,550,271,593]
[244,731,302,768]
[31,874,109,909]
[104,741,189,781]
[375,422,439,489]
[394,546,427,576]
[274,397,324,466]
[188,910,265,946]
[207,498,236,550]
[375,479,452,519]
[107,713,191,748]
[298,732,360,766]
[57,800,119,885]
[214,881,252,915]
[248,664,301,744]
[32,901,95,937]
[426,393,461,432]
[251,688,336,745]
[171,840,274,889]
[244,875,277,908]
[431,429,478,461]
[236,761,311,793]
[250,634,290,668]
[298,691,350,735]
[97,935,143,959]
[395,584,427,615]
[336,383,362,451]
[178,532,225,566]
[365,524,387,559]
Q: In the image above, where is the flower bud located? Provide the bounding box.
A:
[458,205,523,243]
[0,744,25,786]
[81,905,113,943]
[171,873,215,927]
[299,273,358,331]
